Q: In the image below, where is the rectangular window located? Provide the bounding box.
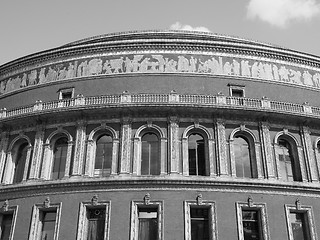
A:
[190,207,209,240]
[29,202,61,240]
[0,204,18,240]
[242,210,261,240]
[138,207,158,240]
[76,200,110,240]
[184,200,217,240]
[236,200,269,240]
[228,84,245,97]
[130,200,163,240]
[40,211,57,240]
[58,87,74,100]
[285,203,316,240]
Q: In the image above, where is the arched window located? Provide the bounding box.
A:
[141,133,160,175]
[188,133,206,176]
[52,137,68,180]
[234,136,257,178]
[277,138,301,181]
[12,142,29,183]
[94,135,113,177]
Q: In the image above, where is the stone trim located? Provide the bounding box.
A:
[129,194,163,240]
[0,201,18,240]
[28,199,62,240]
[236,197,269,240]
[284,200,317,240]
[184,195,217,240]
[76,196,111,240]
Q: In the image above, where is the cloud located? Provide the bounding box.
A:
[247,0,320,27]
[169,22,211,32]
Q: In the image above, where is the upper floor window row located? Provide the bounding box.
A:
[0,125,312,184]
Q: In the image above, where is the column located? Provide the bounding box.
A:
[29,125,45,180]
[168,117,179,174]
[259,122,275,179]
[119,117,132,174]
[0,131,9,183]
[72,120,86,176]
[215,119,228,176]
[300,126,318,182]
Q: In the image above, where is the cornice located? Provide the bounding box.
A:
[2,177,320,200]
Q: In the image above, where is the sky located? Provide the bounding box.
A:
[1,0,320,66]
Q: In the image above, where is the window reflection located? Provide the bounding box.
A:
[234,136,254,178]
[188,134,206,176]
[141,133,160,175]
[95,135,113,177]
[52,137,68,180]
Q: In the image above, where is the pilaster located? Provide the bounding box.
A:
[168,117,179,174]
[0,131,9,183]
[29,125,45,179]
[215,119,228,176]
[72,120,86,176]
[300,126,318,182]
[259,122,275,179]
[119,117,132,174]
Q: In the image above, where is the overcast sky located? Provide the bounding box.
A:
[1,0,320,66]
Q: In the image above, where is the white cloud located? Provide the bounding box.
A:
[169,22,211,32]
[247,0,320,27]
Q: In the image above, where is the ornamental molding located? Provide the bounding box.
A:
[1,50,320,97]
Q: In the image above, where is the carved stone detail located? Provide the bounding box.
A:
[119,118,132,174]
[259,122,275,179]
[144,193,151,205]
[215,120,228,176]
[2,200,9,211]
[29,126,45,179]
[91,195,99,205]
[168,117,179,174]
[196,193,203,205]
[44,197,50,208]
[72,121,87,176]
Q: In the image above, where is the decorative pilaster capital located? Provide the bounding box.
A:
[167,116,179,124]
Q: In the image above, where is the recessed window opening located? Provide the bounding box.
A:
[190,207,209,240]
[141,133,160,175]
[234,136,256,178]
[52,137,68,180]
[138,207,158,240]
[86,208,106,240]
[242,209,262,240]
[13,142,29,184]
[0,213,13,240]
[188,133,206,176]
[289,211,310,240]
[95,135,113,177]
[40,211,57,240]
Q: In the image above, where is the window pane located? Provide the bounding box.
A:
[95,135,112,177]
[87,209,105,240]
[41,211,56,240]
[138,208,158,240]
[242,210,260,240]
[141,133,160,175]
[190,208,209,240]
[13,142,28,183]
[52,137,68,180]
[234,137,252,178]
[0,214,13,240]
[278,139,300,181]
[188,134,206,176]
[289,212,309,240]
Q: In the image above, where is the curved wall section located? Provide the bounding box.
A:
[1,30,320,240]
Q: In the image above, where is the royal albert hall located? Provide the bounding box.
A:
[1,30,320,240]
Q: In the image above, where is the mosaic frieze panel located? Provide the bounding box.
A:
[1,53,320,95]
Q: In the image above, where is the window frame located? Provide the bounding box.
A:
[228,84,245,98]
[94,134,113,177]
[284,203,316,240]
[184,198,217,240]
[28,201,62,240]
[130,198,163,240]
[0,203,18,240]
[58,87,74,100]
[76,199,111,240]
[51,137,69,180]
[236,199,269,240]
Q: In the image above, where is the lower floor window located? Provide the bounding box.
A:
[289,212,310,240]
[86,208,106,240]
[138,208,158,240]
[0,214,13,240]
[41,211,57,240]
[190,208,209,240]
[242,210,261,240]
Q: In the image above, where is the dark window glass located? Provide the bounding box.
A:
[86,208,106,240]
[0,214,13,240]
[13,142,28,183]
[141,133,160,175]
[231,89,244,97]
[242,210,261,240]
[277,139,301,181]
[188,134,206,176]
[52,137,68,180]
[190,208,209,240]
[138,208,158,240]
[289,212,309,240]
[234,136,255,178]
[95,135,113,177]
[41,211,56,240]
[61,91,72,99]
